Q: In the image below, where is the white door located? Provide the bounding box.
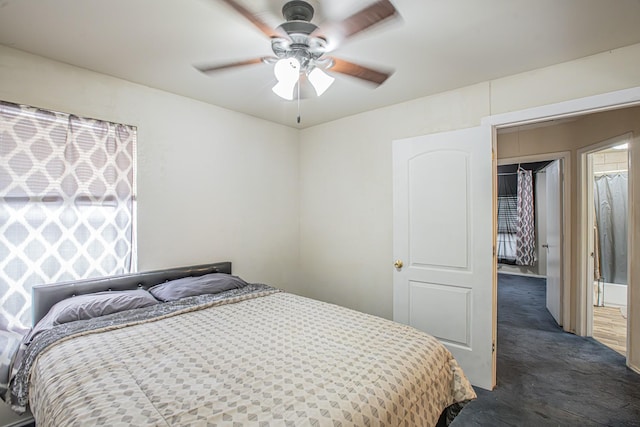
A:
[545,160,562,325]
[392,126,495,390]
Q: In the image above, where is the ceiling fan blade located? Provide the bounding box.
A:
[195,57,269,74]
[217,0,287,39]
[328,58,391,86]
[320,0,398,43]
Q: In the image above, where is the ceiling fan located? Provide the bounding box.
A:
[196,0,399,101]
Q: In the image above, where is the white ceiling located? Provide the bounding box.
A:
[1,0,640,128]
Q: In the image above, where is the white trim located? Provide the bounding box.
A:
[497,270,547,279]
[483,87,640,129]
[490,124,498,389]
[497,152,570,167]
[580,132,632,154]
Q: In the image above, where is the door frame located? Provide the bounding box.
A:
[496,152,571,330]
[577,132,632,336]
[482,86,640,373]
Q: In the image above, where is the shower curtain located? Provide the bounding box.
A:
[594,172,628,284]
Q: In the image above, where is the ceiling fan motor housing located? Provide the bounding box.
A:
[282,1,314,22]
[278,0,318,37]
[273,1,326,70]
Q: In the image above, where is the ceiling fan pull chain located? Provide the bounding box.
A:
[297,80,301,124]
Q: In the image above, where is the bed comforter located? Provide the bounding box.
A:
[16,285,475,426]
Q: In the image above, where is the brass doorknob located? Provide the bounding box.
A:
[394,259,403,269]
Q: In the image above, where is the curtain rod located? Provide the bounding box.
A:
[498,170,545,176]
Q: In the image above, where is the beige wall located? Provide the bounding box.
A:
[298,42,640,375]
[299,83,490,317]
[0,45,301,290]
[299,43,640,323]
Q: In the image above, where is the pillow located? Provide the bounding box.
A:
[48,289,159,325]
[26,289,159,344]
[148,273,249,302]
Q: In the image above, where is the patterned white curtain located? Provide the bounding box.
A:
[516,168,535,266]
[0,101,136,333]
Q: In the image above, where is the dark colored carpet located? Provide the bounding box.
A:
[451,273,640,426]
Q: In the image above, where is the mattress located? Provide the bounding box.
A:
[13,284,475,426]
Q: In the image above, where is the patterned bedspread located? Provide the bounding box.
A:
[24,288,475,426]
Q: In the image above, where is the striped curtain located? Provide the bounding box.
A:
[0,101,137,333]
[516,168,536,266]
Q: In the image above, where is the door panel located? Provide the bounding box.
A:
[409,281,471,346]
[393,126,494,390]
[409,151,468,268]
[545,160,562,325]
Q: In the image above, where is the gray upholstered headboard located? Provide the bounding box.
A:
[31,262,232,325]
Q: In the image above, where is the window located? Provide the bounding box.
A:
[0,101,136,333]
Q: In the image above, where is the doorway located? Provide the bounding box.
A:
[582,134,631,356]
[486,88,640,375]
[496,161,552,277]
[495,149,571,330]
[496,158,565,328]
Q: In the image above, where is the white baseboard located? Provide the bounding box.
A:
[497,270,547,279]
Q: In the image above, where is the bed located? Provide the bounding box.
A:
[4,262,476,426]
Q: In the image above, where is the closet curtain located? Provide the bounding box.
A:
[594,172,628,284]
[516,168,536,266]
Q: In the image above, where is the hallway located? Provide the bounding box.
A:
[452,274,640,426]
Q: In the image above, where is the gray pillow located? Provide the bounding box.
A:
[26,289,158,343]
[148,273,248,302]
[49,289,159,325]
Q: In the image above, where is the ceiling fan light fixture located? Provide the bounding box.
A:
[272,57,300,100]
[308,67,335,96]
[198,0,399,109]
[272,80,298,100]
